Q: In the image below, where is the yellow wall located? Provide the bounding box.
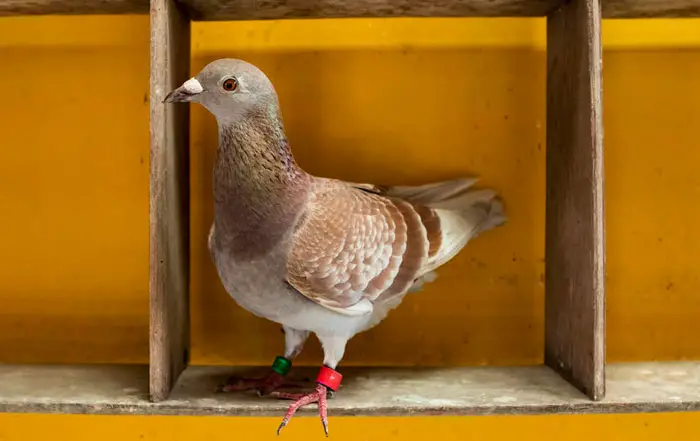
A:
[0,16,150,364]
[0,14,699,440]
[1,16,698,365]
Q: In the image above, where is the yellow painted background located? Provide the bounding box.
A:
[1,14,699,440]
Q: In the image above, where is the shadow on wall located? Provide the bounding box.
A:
[188,48,547,367]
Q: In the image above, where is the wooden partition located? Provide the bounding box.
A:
[545,0,605,400]
[149,0,192,403]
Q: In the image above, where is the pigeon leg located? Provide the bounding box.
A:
[275,335,346,436]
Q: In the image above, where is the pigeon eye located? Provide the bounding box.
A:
[222,78,238,92]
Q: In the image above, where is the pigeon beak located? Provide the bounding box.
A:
[163,77,203,103]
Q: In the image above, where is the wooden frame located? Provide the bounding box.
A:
[147,0,609,404]
[1,0,700,417]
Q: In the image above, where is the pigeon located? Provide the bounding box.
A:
[164,58,506,435]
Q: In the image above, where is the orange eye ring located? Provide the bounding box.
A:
[222,78,238,92]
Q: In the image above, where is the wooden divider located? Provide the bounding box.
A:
[149,0,192,402]
[544,0,605,400]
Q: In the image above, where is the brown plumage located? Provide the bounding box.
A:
[164,58,506,435]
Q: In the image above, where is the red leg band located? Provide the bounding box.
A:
[316,366,342,391]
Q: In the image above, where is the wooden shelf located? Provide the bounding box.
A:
[1,362,699,416]
[2,0,700,18]
[1,0,699,422]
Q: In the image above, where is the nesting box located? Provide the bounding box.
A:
[0,0,699,419]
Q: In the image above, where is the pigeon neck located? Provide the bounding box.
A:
[212,107,310,257]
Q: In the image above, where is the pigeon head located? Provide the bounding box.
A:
[164,58,278,122]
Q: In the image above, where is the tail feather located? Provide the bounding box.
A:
[412,179,506,276]
[475,198,507,236]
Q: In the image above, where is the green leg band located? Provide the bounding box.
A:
[271,355,292,376]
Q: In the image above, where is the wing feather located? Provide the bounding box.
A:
[286,180,426,315]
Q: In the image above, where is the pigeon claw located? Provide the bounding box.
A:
[276,421,287,436]
[272,384,330,436]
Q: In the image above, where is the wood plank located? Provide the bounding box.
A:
[0,0,148,16]
[177,0,700,20]
[149,0,191,403]
[545,0,605,401]
[1,363,699,416]
[603,0,700,18]
[179,0,559,20]
[2,0,700,18]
